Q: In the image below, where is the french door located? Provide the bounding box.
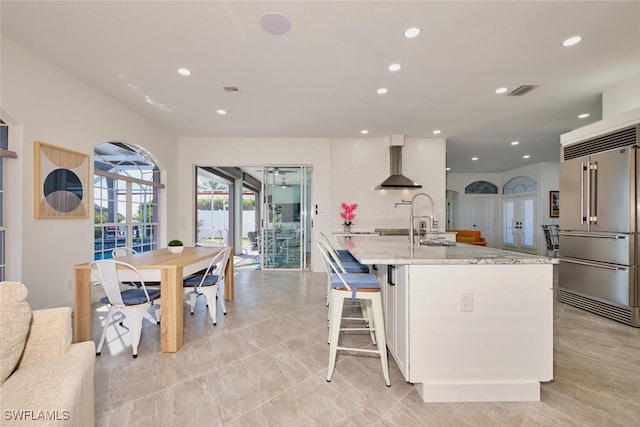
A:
[502,194,536,253]
[261,166,312,269]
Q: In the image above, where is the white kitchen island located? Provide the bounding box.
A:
[335,235,557,403]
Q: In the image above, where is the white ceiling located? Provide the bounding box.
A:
[2,1,639,173]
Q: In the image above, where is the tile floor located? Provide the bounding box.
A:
[93,266,640,426]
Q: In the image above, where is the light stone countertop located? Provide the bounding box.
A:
[335,235,558,265]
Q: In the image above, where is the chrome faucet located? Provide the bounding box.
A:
[395,192,437,247]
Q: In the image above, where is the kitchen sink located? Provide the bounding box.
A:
[419,239,456,246]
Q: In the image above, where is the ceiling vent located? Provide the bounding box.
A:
[222,86,242,94]
[507,85,539,96]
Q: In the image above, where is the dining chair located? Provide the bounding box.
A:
[112,247,137,258]
[282,229,301,263]
[183,247,232,325]
[111,246,162,292]
[247,231,259,251]
[317,242,390,386]
[256,232,278,267]
[89,259,161,358]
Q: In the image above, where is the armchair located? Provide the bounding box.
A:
[1,282,95,426]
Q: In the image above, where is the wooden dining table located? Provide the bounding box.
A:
[73,246,234,353]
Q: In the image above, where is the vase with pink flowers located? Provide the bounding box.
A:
[340,202,358,233]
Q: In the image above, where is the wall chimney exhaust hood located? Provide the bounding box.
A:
[376,135,422,189]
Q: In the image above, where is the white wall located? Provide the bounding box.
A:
[603,74,640,119]
[331,137,446,232]
[177,137,331,272]
[1,36,178,309]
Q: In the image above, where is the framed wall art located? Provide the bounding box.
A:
[549,190,559,218]
[34,141,90,219]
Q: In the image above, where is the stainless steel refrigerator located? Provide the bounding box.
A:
[559,123,640,327]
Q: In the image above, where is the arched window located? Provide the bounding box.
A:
[503,176,537,194]
[93,142,163,260]
[465,180,498,194]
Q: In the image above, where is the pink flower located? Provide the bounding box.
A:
[340,203,358,226]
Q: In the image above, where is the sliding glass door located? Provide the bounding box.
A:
[261,166,311,269]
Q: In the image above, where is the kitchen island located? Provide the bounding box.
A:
[335,234,557,403]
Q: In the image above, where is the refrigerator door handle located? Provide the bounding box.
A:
[580,161,586,224]
[560,257,627,271]
[589,161,598,223]
[557,232,628,240]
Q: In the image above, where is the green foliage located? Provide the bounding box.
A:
[168,239,183,246]
[243,198,255,210]
[196,197,255,211]
[94,211,108,224]
[134,201,155,223]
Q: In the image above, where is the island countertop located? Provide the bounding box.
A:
[335,234,558,265]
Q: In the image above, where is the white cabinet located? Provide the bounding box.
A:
[379,264,409,379]
[395,265,409,379]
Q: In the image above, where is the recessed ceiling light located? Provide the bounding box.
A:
[510,141,519,146]
[578,113,590,119]
[260,12,291,35]
[360,129,369,134]
[495,87,508,94]
[377,88,388,95]
[404,27,420,38]
[471,157,478,161]
[563,36,582,47]
[433,130,441,135]
[523,155,530,159]
[388,63,402,72]
[177,68,191,76]
[216,109,227,115]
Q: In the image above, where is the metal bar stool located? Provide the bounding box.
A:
[541,224,559,257]
[318,242,390,387]
[319,233,369,308]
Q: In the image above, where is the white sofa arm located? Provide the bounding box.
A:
[2,341,95,426]
[18,307,72,369]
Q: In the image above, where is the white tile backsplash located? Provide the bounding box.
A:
[331,137,446,231]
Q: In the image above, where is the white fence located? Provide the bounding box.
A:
[197,210,256,241]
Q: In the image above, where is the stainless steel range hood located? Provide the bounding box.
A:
[376,138,422,189]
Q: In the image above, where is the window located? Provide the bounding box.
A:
[196,167,232,244]
[465,180,498,194]
[502,195,536,251]
[93,142,163,260]
[503,176,537,194]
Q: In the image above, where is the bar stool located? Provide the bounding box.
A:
[318,243,390,387]
[318,235,369,308]
[320,232,359,263]
[318,238,373,336]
